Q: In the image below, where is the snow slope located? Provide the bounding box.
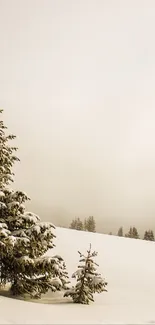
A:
[1,227,155,324]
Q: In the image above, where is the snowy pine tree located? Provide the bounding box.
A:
[64,244,107,304]
[0,110,69,298]
[0,110,19,187]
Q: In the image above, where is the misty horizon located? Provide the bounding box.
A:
[1,0,155,236]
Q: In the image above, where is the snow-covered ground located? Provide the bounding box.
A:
[1,227,155,324]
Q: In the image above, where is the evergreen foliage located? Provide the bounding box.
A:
[117,227,123,237]
[132,227,139,239]
[85,216,96,232]
[70,216,96,232]
[69,217,83,231]
[143,230,154,241]
[0,110,69,298]
[0,110,19,187]
[64,244,107,304]
[125,227,139,239]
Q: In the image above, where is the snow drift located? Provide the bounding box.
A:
[0,227,155,324]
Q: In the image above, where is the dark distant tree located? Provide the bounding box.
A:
[117,227,123,237]
[69,218,77,229]
[69,217,83,231]
[84,218,88,231]
[132,227,139,239]
[70,216,96,233]
[150,230,154,241]
[109,232,112,235]
[149,230,154,241]
[143,230,148,240]
[125,227,139,239]
[76,218,84,231]
[143,230,154,241]
[86,216,96,232]
[125,227,133,238]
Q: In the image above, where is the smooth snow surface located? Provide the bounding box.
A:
[1,227,155,324]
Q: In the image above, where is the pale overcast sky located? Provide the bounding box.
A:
[1,0,155,234]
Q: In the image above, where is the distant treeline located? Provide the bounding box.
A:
[117,226,154,241]
[59,218,155,241]
[69,216,96,232]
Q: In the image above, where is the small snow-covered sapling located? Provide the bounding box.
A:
[64,244,107,304]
